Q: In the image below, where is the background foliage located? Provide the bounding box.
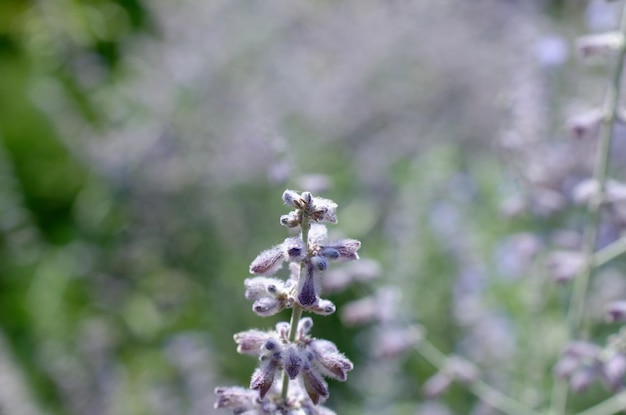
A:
[0,1,621,414]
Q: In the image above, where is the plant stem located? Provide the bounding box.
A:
[550,4,626,414]
[417,339,540,415]
[573,390,626,415]
[592,234,626,267]
[281,215,310,401]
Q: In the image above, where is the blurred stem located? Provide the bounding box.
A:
[281,215,310,401]
[417,339,540,415]
[550,4,626,414]
[574,390,626,415]
[592,234,626,267]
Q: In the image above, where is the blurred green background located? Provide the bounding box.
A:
[0,1,623,414]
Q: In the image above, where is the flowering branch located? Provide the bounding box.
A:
[215,190,360,415]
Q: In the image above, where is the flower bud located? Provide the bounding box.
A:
[213,386,257,410]
[250,358,279,398]
[252,297,284,317]
[283,346,304,379]
[320,247,340,259]
[297,317,314,338]
[275,321,290,339]
[283,237,306,261]
[310,340,353,381]
[311,197,337,223]
[308,298,336,316]
[249,245,285,276]
[282,189,301,208]
[300,192,313,207]
[234,329,270,355]
[310,255,328,271]
[324,239,361,261]
[263,337,282,352]
[244,277,284,300]
[280,211,302,228]
[301,365,329,404]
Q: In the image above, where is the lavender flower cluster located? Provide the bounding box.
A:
[214,190,360,415]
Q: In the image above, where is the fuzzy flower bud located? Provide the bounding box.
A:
[213,386,257,410]
[307,298,336,316]
[320,247,340,259]
[280,211,302,228]
[234,329,271,355]
[323,239,361,261]
[310,339,353,381]
[252,297,284,317]
[301,362,329,405]
[300,192,313,208]
[297,317,314,338]
[311,197,338,223]
[275,321,290,340]
[283,237,306,261]
[310,255,328,271]
[250,357,279,398]
[244,277,284,300]
[249,245,285,276]
[282,189,302,208]
[283,346,304,379]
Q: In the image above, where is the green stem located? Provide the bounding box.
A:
[592,234,626,267]
[417,340,540,415]
[550,5,626,414]
[573,390,626,415]
[281,215,310,402]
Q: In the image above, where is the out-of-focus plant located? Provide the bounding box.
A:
[396,2,626,415]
